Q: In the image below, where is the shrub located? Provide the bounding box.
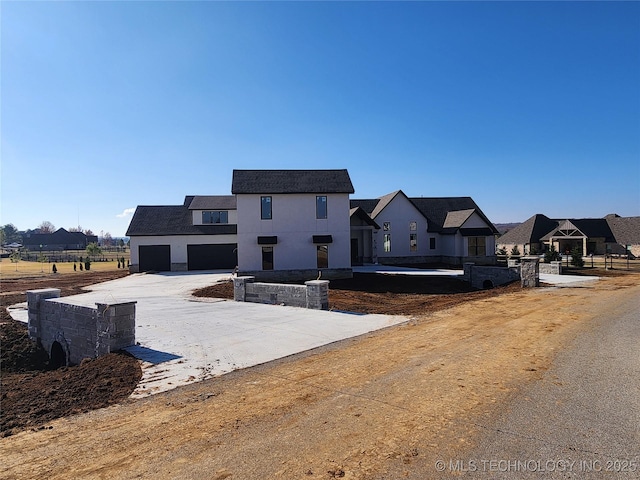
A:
[52,264,57,274]
[510,245,521,257]
[570,247,584,267]
[544,245,561,263]
[85,260,91,271]
[497,246,507,256]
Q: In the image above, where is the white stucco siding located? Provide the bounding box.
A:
[463,212,491,228]
[236,193,351,271]
[461,213,496,256]
[374,194,429,258]
[191,210,238,226]
[130,234,237,265]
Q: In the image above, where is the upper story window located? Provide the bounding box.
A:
[383,222,391,231]
[202,211,228,224]
[261,196,272,220]
[409,221,417,231]
[316,196,327,219]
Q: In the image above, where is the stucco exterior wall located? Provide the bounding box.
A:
[374,194,430,260]
[236,193,352,273]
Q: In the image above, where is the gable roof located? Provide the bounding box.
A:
[351,194,498,235]
[22,228,91,246]
[540,218,616,242]
[499,214,639,245]
[349,207,381,229]
[409,197,499,234]
[126,205,237,236]
[187,195,237,210]
[231,169,354,194]
[498,214,558,245]
[443,209,475,229]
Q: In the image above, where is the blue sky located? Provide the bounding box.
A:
[2,1,639,237]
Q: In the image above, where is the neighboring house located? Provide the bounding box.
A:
[497,213,640,257]
[231,169,355,281]
[22,228,98,251]
[127,195,238,272]
[127,169,500,276]
[351,191,499,265]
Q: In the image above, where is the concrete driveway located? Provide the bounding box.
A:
[34,271,408,397]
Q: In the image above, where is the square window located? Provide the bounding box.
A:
[383,222,391,231]
[316,196,327,219]
[409,221,417,231]
[317,245,328,269]
[261,196,272,220]
[468,237,486,256]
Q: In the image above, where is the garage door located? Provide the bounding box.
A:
[187,244,237,270]
[139,245,171,272]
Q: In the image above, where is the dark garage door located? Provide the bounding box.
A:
[139,245,171,272]
[187,244,237,271]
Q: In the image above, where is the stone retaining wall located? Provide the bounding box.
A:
[27,288,136,366]
[233,277,329,310]
[463,257,540,289]
[539,261,562,275]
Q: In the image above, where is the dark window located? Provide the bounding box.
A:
[430,237,436,250]
[262,247,273,270]
[202,211,228,224]
[468,237,486,256]
[317,245,328,269]
[261,196,272,220]
[316,196,327,219]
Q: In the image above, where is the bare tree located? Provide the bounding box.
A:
[102,232,114,247]
[37,221,56,234]
[68,225,83,233]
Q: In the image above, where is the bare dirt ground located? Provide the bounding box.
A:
[1,269,638,479]
[1,270,140,436]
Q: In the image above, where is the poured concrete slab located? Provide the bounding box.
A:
[12,271,407,397]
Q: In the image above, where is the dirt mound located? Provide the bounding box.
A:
[0,270,140,437]
[1,351,141,437]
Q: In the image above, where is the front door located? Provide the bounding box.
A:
[351,238,359,265]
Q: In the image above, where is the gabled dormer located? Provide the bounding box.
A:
[187,195,237,226]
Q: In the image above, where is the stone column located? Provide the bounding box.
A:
[305,280,330,310]
[233,276,255,302]
[26,288,61,341]
[463,262,474,283]
[520,257,540,288]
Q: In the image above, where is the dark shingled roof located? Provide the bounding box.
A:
[232,170,354,194]
[351,195,498,235]
[498,214,559,245]
[606,216,640,245]
[349,207,381,229]
[499,214,640,245]
[187,195,237,210]
[409,197,499,235]
[22,228,93,247]
[126,206,237,236]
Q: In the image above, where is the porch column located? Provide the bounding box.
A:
[583,237,588,255]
